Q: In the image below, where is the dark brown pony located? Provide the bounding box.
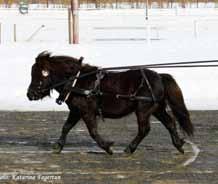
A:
[27,51,194,155]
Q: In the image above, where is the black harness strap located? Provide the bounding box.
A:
[114,70,156,103]
[116,94,153,102]
[115,76,148,101]
[140,69,157,103]
[93,71,105,121]
[132,76,144,96]
[69,87,91,96]
[56,68,158,107]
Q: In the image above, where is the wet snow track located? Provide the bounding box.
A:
[0,111,217,184]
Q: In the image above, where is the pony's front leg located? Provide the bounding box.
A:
[82,113,114,155]
[53,108,80,154]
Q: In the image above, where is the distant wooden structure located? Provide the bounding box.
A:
[0,23,1,44]
[68,0,79,44]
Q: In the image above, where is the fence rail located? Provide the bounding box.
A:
[1,9,218,44]
[0,1,217,9]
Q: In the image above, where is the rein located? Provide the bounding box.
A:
[45,59,218,91]
[101,59,218,71]
[42,69,99,92]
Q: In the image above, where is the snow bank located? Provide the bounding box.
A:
[1,40,218,111]
[1,9,218,111]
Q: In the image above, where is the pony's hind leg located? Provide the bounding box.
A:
[82,113,114,155]
[53,108,81,154]
[153,108,185,154]
[124,103,158,154]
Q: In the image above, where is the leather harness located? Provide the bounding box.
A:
[56,69,157,120]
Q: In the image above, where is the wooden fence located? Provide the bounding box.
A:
[0,0,217,9]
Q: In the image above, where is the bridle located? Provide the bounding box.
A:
[41,69,99,92]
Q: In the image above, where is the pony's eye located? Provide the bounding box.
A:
[42,70,49,77]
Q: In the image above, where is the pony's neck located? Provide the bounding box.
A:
[80,64,98,74]
[52,76,67,94]
[52,63,98,94]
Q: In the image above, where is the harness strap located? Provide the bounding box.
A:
[140,69,157,103]
[56,69,157,106]
[132,76,144,96]
[93,71,105,121]
[64,71,81,102]
[116,94,153,102]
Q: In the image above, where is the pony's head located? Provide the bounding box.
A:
[27,51,84,101]
[27,51,53,100]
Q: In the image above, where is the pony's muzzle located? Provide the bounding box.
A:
[27,88,40,101]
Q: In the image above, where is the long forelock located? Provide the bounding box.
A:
[35,52,81,72]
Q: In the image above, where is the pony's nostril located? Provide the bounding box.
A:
[27,89,35,100]
[27,92,32,100]
[27,88,42,101]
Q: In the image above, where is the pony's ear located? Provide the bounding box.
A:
[78,56,84,64]
[35,51,51,69]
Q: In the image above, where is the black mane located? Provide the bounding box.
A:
[36,51,97,73]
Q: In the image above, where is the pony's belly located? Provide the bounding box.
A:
[101,97,136,119]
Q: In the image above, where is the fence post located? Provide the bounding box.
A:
[14,24,17,42]
[175,6,178,16]
[0,23,1,44]
[68,8,73,44]
[145,0,149,20]
[146,23,151,45]
[194,20,198,38]
[70,0,79,44]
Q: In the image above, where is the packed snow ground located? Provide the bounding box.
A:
[1,8,218,111]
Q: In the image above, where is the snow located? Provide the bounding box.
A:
[1,8,218,111]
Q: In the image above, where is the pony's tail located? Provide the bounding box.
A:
[161,74,194,136]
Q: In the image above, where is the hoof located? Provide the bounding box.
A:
[106,147,113,155]
[52,143,63,154]
[174,139,185,154]
[105,141,114,155]
[56,98,63,105]
[108,141,114,147]
[177,146,185,154]
[177,139,185,154]
[181,139,185,147]
[124,146,134,154]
